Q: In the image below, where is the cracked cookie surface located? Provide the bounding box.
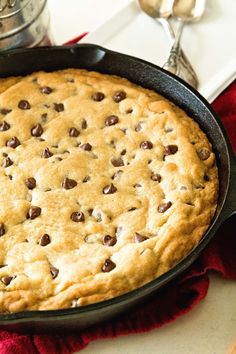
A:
[0,69,218,312]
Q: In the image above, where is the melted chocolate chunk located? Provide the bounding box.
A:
[134,232,149,243]
[140,141,153,149]
[31,124,43,137]
[41,147,53,158]
[88,208,93,216]
[2,157,13,168]
[62,177,77,190]
[6,136,20,148]
[158,201,172,213]
[111,157,124,167]
[69,127,80,137]
[0,223,5,236]
[1,276,14,285]
[81,119,87,129]
[105,115,119,126]
[0,121,10,131]
[204,174,210,181]
[102,259,116,272]
[80,143,92,151]
[121,149,126,156]
[103,235,117,246]
[164,145,178,156]
[0,108,12,115]
[111,170,123,180]
[103,183,117,194]
[82,176,90,183]
[40,86,53,94]
[18,100,31,110]
[54,103,64,112]
[71,211,85,222]
[197,148,210,161]
[113,90,126,103]
[40,234,51,246]
[25,177,36,190]
[91,92,105,101]
[151,173,161,182]
[50,266,59,279]
[135,122,143,132]
[28,206,41,219]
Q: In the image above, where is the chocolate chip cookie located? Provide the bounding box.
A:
[0,69,218,312]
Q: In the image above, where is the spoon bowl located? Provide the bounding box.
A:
[138,0,199,88]
[173,0,206,22]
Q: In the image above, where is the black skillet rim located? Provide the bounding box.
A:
[0,44,234,323]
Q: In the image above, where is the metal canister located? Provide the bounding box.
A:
[0,0,50,50]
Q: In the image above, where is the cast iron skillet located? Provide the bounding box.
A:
[0,44,235,332]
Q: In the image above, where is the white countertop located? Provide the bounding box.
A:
[47,1,236,353]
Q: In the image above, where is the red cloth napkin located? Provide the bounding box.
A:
[0,43,235,352]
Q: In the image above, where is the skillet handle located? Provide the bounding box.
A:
[222,157,236,221]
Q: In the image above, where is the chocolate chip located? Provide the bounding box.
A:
[113,90,126,103]
[69,127,80,137]
[135,122,143,132]
[165,127,173,133]
[82,176,90,183]
[102,259,116,272]
[103,183,117,194]
[40,86,52,94]
[71,211,85,222]
[158,201,172,213]
[31,123,43,137]
[1,276,14,285]
[134,183,142,188]
[41,147,53,158]
[105,115,119,126]
[111,157,124,167]
[103,235,117,246]
[140,141,153,149]
[8,175,12,180]
[62,177,77,190]
[39,234,51,246]
[91,92,105,101]
[111,170,123,180]
[128,207,137,211]
[6,136,20,148]
[25,177,36,190]
[41,113,48,123]
[80,143,92,151]
[88,208,93,216]
[0,223,5,236]
[28,206,41,219]
[164,145,178,156]
[0,121,10,131]
[50,266,59,279]
[151,173,161,182]
[2,157,13,168]
[126,108,133,114]
[197,148,210,161]
[54,103,64,112]
[2,152,7,157]
[18,100,31,110]
[134,232,149,243]
[204,174,210,181]
[120,149,126,156]
[81,119,87,129]
[0,108,12,115]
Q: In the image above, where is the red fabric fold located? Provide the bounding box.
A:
[0,35,235,353]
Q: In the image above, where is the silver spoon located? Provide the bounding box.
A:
[163,0,205,80]
[138,0,199,88]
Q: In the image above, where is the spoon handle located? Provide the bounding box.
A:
[162,21,184,74]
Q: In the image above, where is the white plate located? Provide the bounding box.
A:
[80,0,236,102]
